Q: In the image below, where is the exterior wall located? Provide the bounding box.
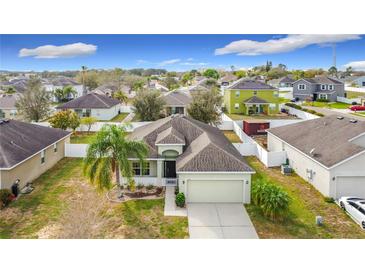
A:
[0,107,22,120]
[293,80,316,100]
[267,133,332,196]
[0,136,70,190]
[177,172,252,204]
[90,104,121,120]
[157,144,183,156]
[224,89,279,114]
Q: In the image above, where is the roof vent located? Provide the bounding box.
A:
[350,119,358,123]
[309,148,316,156]
[337,116,344,120]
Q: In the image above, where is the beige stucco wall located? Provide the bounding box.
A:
[0,108,22,120]
[177,172,252,203]
[0,136,70,190]
[157,144,184,156]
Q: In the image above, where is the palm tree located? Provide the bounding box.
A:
[83,124,148,191]
[81,66,88,96]
[112,90,128,105]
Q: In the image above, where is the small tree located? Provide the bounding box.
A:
[112,91,128,105]
[49,110,80,131]
[133,89,166,121]
[81,117,97,132]
[16,78,51,122]
[203,69,220,80]
[187,88,223,125]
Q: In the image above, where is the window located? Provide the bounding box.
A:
[253,91,257,95]
[298,84,306,90]
[362,82,365,87]
[0,110,5,119]
[132,162,141,176]
[53,143,57,153]
[83,109,91,117]
[319,94,328,100]
[235,91,240,97]
[142,162,150,176]
[321,84,326,90]
[41,150,45,164]
[234,103,239,109]
[328,85,334,90]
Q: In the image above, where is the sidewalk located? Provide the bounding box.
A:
[164,186,187,217]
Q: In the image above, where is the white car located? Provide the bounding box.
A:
[339,197,365,229]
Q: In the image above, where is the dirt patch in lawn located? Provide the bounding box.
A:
[0,158,188,239]
[245,156,365,239]
[222,130,242,143]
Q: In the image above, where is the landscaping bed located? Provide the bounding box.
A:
[245,156,365,239]
[302,101,351,109]
[110,113,129,122]
[0,158,188,239]
[222,130,242,143]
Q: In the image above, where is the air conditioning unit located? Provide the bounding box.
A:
[281,164,293,175]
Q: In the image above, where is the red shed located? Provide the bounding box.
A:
[243,120,270,135]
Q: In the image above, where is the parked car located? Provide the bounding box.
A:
[349,105,365,111]
[339,197,365,229]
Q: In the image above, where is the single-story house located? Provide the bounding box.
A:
[344,76,365,87]
[162,91,192,115]
[43,76,85,100]
[56,93,122,120]
[267,115,365,199]
[268,76,295,88]
[219,74,238,87]
[0,119,71,190]
[91,82,131,98]
[292,76,345,102]
[0,93,22,120]
[127,115,254,203]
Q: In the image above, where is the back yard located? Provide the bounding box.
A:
[302,101,350,109]
[0,158,188,239]
[245,156,365,239]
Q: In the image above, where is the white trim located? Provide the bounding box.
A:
[177,171,255,174]
[155,143,185,146]
[348,132,365,142]
[298,84,306,90]
[0,133,72,170]
[321,84,326,90]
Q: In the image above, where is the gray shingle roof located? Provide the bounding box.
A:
[228,79,276,90]
[244,96,269,104]
[156,127,185,145]
[56,93,120,109]
[0,93,21,109]
[163,91,192,107]
[267,115,365,168]
[0,120,71,169]
[302,76,343,85]
[129,115,253,172]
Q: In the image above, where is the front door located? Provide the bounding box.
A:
[164,161,176,178]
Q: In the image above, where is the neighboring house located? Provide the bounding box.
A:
[0,119,71,190]
[146,80,169,93]
[127,115,254,203]
[267,115,365,199]
[224,79,279,115]
[91,83,131,98]
[44,76,84,101]
[345,76,365,87]
[268,76,295,88]
[292,76,345,101]
[0,93,22,120]
[56,93,122,120]
[219,74,238,87]
[162,91,192,115]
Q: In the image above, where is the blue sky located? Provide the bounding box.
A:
[1,34,364,71]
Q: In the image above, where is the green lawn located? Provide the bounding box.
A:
[70,133,97,144]
[352,112,365,118]
[347,91,365,99]
[0,158,188,239]
[245,156,365,239]
[222,130,242,143]
[225,112,297,120]
[302,101,350,109]
[110,113,129,122]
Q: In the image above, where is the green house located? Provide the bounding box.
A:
[224,80,279,115]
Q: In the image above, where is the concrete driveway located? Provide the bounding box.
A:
[187,203,258,239]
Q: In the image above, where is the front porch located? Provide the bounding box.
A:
[243,96,271,115]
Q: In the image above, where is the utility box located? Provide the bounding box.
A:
[243,120,270,136]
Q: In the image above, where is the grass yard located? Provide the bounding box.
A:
[225,112,297,121]
[352,112,365,118]
[346,91,365,99]
[110,112,129,122]
[245,156,365,239]
[70,133,97,144]
[302,101,350,109]
[0,158,188,239]
[222,130,242,143]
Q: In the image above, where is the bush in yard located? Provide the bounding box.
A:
[137,183,144,190]
[324,196,335,203]
[285,103,302,110]
[175,193,185,208]
[128,180,136,192]
[0,189,12,208]
[174,185,179,195]
[146,184,154,191]
[316,98,329,102]
[251,179,291,221]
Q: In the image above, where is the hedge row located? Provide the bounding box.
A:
[285,103,324,117]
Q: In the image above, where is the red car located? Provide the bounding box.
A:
[349,105,365,111]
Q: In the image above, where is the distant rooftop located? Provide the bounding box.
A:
[56,93,121,109]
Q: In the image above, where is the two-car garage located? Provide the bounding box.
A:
[335,177,365,199]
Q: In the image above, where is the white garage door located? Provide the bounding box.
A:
[187,180,244,203]
[336,177,365,199]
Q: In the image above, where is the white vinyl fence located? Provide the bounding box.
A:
[345,87,365,93]
[65,144,88,157]
[283,105,319,120]
[337,96,361,105]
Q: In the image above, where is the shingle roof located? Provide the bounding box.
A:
[301,76,344,85]
[244,96,269,104]
[279,76,295,84]
[50,76,80,86]
[0,93,21,109]
[155,127,185,145]
[267,115,365,168]
[228,79,276,90]
[129,115,254,172]
[163,91,192,107]
[0,120,71,169]
[56,93,120,109]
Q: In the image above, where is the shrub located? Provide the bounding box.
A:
[285,103,302,110]
[324,197,335,203]
[137,183,144,190]
[316,98,329,102]
[251,179,291,221]
[175,193,185,208]
[174,185,179,195]
[0,189,12,208]
[146,184,154,191]
[316,112,325,117]
[128,180,136,192]
[352,101,358,105]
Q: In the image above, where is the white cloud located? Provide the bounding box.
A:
[159,59,181,66]
[186,58,194,61]
[136,59,148,64]
[344,60,365,70]
[19,42,97,59]
[181,62,208,66]
[215,34,361,56]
